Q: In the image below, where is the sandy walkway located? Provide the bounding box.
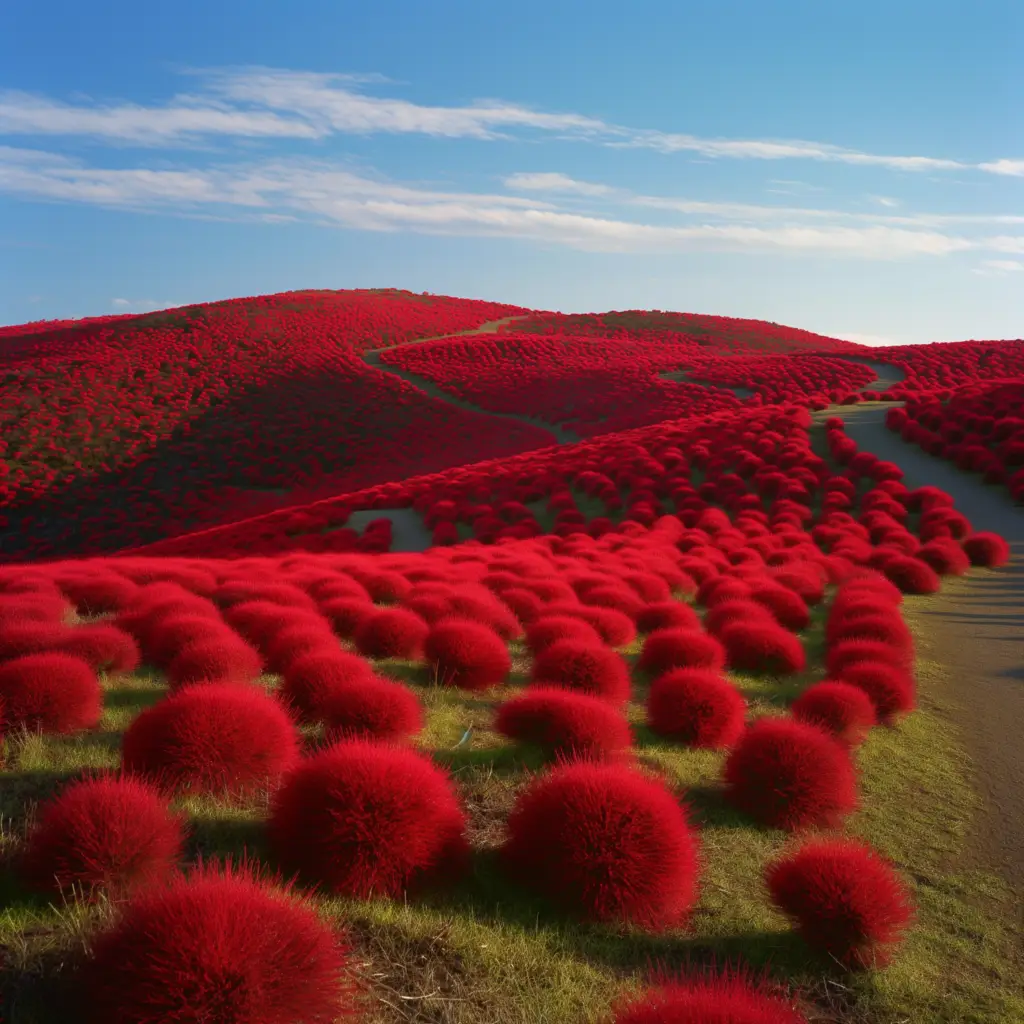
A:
[833,399,1024,891]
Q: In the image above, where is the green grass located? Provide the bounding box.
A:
[1,595,1022,1022]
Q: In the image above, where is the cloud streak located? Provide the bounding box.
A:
[0,67,1015,176]
[2,147,1022,261]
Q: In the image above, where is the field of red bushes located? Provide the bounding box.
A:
[0,288,1021,1022]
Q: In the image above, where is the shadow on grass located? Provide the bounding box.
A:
[102,686,164,713]
[0,769,82,827]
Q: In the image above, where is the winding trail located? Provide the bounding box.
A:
[363,316,578,444]
[829,358,1024,892]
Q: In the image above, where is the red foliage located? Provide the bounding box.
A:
[321,673,424,743]
[719,622,806,675]
[791,682,876,747]
[961,531,1011,567]
[423,618,511,690]
[122,683,300,796]
[637,628,727,676]
[501,761,700,929]
[166,636,263,690]
[611,968,808,1024]
[723,718,859,830]
[635,601,702,633]
[20,774,184,897]
[0,653,101,734]
[267,739,468,897]
[530,640,632,704]
[83,864,355,1024]
[353,607,429,659]
[495,687,633,760]
[836,663,916,723]
[766,838,915,969]
[57,624,140,673]
[645,669,747,748]
[916,539,971,576]
[882,555,941,594]
[525,615,604,654]
[278,648,375,723]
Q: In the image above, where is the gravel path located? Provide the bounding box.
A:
[834,393,1024,891]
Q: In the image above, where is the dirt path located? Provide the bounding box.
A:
[363,316,578,445]
[830,394,1024,891]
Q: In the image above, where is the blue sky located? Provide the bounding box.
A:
[1,0,1021,343]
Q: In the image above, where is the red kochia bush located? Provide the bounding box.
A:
[267,740,468,898]
[278,649,374,723]
[122,684,300,796]
[638,628,726,676]
[530,640,632,704]
[791,682,876,747]
[645,669,747,748]
[916,539,971,576]
[882,555,941,594]
[525,615,604,654]
[495,688,633,760]
[20,775,184,898]
[719,622,806,675]
[962,531,1011,568]
[826,639,912,677]
[723,718,858,830]
[0,622,66,661]
[353,607,429,659]
[319,596,375,637]
[57,625,140,674]
[611,968,808,1024]
[501,761,700,929]
[322,673,424,743]
[167,637,263,690]
[84,865,354,1024]
[0,653,101,735]
[423,618,510,690]
[635,601,703,633]
[766,838,915,969]
[836,663,916,723]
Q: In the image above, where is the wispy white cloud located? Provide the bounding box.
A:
[977,159,1024,177]
[503,172,615,196]
[4,146,1021,261]
[972,258,1024,276]
[0,67,1014,176]
[870,196,899,208]
[111,297,177,312]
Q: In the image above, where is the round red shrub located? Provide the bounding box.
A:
[322,673,424,743]
[825,639,912,677]
[531,640,631,704]
[635,601,702,633]
[525,615,604,654]
[122,684,300,796]
[423,618,511,691]
[0,622,65,661]
[58,574,139,615]
[495,688,633,760]
[826,614,913,656]
[646,669,747,748]
[57,625,140,674]
[791,682,876,747]
[279,648,374,723]
[0,653,101,735]
[612,968,808,1024]
[720,622,806,675]
[267,739,468,898]
[167,637,263,690]
[749,584,811,631]
[353,607,429,659]
[83,865,354,1024]
[146,614,236,668]
[638,628,727,676]
[263,623,338,675]
[20,775,184,898]
[916,539,971,576]
[723,718,859,830]
[962,532,1011,568]
[766,838,915,969]
[501,761,700,929]
[882,555,941,594]
[704,600,777,637]
[546,602,637,646]
[580,585,646,621]
[318,596,375,637]
[837,663,916,723]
